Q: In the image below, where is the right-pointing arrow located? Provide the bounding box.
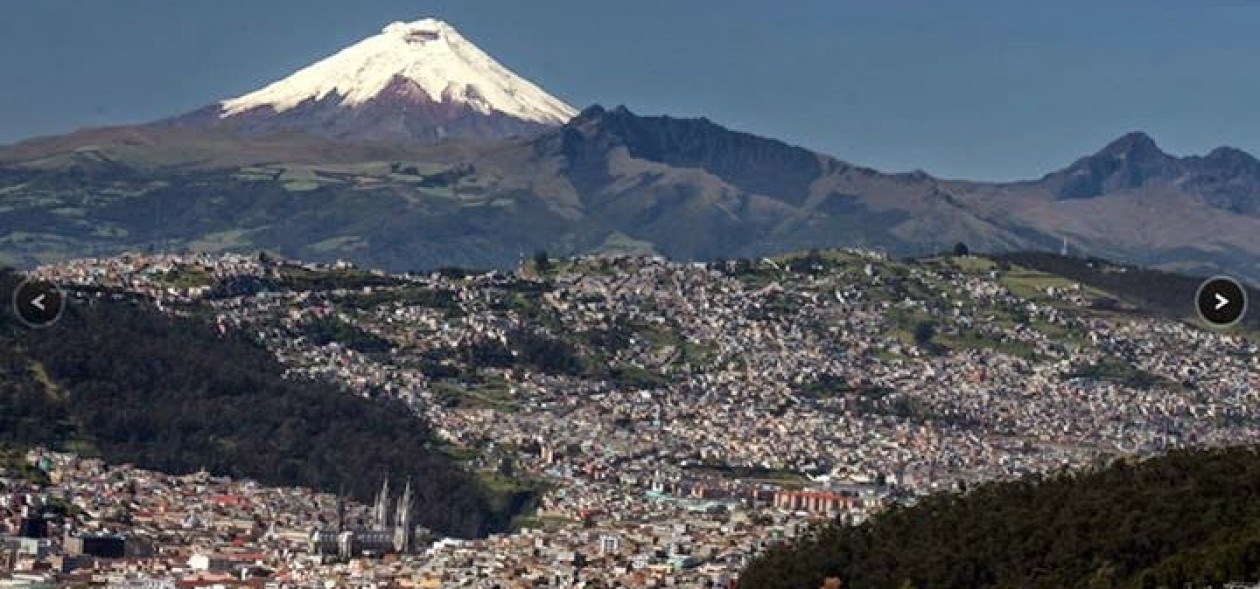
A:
[1215,293,1230,311]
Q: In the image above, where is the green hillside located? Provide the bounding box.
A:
[994,252,1260,329]
[0,271,521,538]
[740,446,1260,589]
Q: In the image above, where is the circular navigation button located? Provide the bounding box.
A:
[12,279,65,328]
[1196,276,1247,328]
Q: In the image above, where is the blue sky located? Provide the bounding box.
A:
[2,0,1258,180]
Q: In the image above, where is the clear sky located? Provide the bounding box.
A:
[2,0,1259,180]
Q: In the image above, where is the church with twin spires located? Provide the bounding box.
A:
[309,479,430,559]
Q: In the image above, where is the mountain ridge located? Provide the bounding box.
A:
[1033,130,1260,204]
[2,103,1260,281]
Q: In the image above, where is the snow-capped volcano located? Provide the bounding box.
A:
[178,18,577,142]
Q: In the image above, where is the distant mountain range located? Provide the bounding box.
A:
[1,18,1259,280]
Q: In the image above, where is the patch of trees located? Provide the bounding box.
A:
[793,373,854,398]
[995,252,1260,329]
[0,272,516,538]
[411,349,464,380]
[533,250,553,274]
[0,444,50,486]
[1067,359,1170,390]
[273,266,402,292]
[447,317,673,389]
[300,315,393,354]
[510,328,584,375]
[340,286,463,316]
[604,365,669,390]
[788,249,828,275]
[740,446,1260,589]
[913,320,942,354]
[456,328,585,377]
[578,324,635,353]
[791,375,959,424]
[205,275,279,299]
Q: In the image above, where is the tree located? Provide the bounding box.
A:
[912,321,937,348]
[533,250,553,273]
[0,270,514,539]
[790,249,827,275]
[952,242,970,257]
[497,456,515,478]
[740,446,1260,589]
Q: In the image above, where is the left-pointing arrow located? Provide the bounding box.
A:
[13,279,64,328]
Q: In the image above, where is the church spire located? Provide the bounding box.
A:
[336,487,346,533]
[373,478,391,528]
[396,479,413,528]
[393,479,415,553]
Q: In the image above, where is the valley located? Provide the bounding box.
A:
[5,248,1257,584]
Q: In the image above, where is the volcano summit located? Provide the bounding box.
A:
[174,18,577,142]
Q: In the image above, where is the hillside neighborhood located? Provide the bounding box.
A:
[3,249,1258,587]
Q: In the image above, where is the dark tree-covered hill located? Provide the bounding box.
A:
[994,252,1260,329]
[741,446,1260,589]
[0,271,515,538]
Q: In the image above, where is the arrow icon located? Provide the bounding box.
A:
[13,280,64,328]
[1197,277,1246,327]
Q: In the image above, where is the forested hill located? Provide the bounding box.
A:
[740,446,1260,589]
[0,271,512,538]
[993,251,1260,329]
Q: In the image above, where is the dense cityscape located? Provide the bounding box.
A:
[5,1,1260,586]
[3,248,1258,587]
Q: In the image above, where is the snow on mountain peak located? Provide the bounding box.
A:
[219,18,576,125]
[381,17,452,37]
